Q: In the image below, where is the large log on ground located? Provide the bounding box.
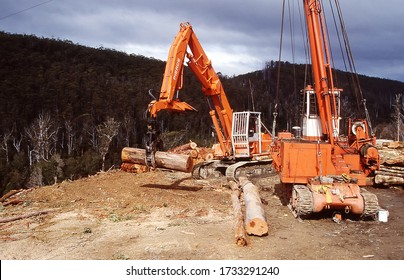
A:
[121,147,193,173]
[228,180,247,246]
[239,177,268,236]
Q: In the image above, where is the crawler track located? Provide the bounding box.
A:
[361,189,379,220]
[192,160,274,180]
[290,185,314,218]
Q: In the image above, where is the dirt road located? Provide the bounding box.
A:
[0,170,403,260]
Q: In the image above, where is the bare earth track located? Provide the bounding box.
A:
[0,170,403,260]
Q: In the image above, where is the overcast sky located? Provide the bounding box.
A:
[1,0,403,82]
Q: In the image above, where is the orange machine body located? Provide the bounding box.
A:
[271,0,379,217]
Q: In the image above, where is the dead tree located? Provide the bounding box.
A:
[65,120,76,156]
[25,113,58,163]
[122,113,134,147]
[394,94,404,141]
[87,125,99,153]
[97,117,120,171]
[0,129,13,163]
[12,133,23,153]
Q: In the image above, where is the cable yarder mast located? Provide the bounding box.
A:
[271,0,380,219]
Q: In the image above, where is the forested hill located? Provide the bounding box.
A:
[0,31,403,195]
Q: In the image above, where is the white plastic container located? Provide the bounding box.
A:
[378,209,389,222]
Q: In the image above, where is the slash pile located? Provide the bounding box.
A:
[167,141,215,166]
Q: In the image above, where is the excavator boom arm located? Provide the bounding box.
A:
[146,22,234,160]
[148,23,197,117]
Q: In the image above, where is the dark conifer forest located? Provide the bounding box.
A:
[1,31,403,195]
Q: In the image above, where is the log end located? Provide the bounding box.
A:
[189,141,198,150]
[246,218,268,236]
[204,153,214,160]
[235,237,248,247]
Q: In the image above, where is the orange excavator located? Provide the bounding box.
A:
[271,0,380,219]
[144,22,273,179]
[145,0,380,220]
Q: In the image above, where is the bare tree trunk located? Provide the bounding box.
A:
[12,134,22,153]
[65,120,76,156]
[25,113,58,162]
[394,94,402,141]
[1,129,13,163]
[97,117,120,171]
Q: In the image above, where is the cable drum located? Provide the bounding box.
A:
[351,122,366,135]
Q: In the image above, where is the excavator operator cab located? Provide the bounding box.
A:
[248,115,259,138]
[231,112,271,159]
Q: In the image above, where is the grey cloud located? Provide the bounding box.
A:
[0,0,403,81]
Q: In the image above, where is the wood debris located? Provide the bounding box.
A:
[0,210,53,224]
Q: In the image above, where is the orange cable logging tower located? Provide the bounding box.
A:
[271,0,380,219]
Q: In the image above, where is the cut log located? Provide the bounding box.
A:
[189,149,199,159]
[168,141,198,152]
[239,177,268,236]
[121,147,193,173]
[204,153,214,160]
[228,180,247,246]
[381,165,404,171]
[378,149,404,165]
[197,148,214,160]
[376,170,404,178]
[120,162,148,173]
[375,175,404,185]
[382,141,404,149]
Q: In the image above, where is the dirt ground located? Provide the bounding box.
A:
[0,169,403,260]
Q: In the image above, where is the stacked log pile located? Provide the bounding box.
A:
[167,141,214,165]
[376,141,404,186]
